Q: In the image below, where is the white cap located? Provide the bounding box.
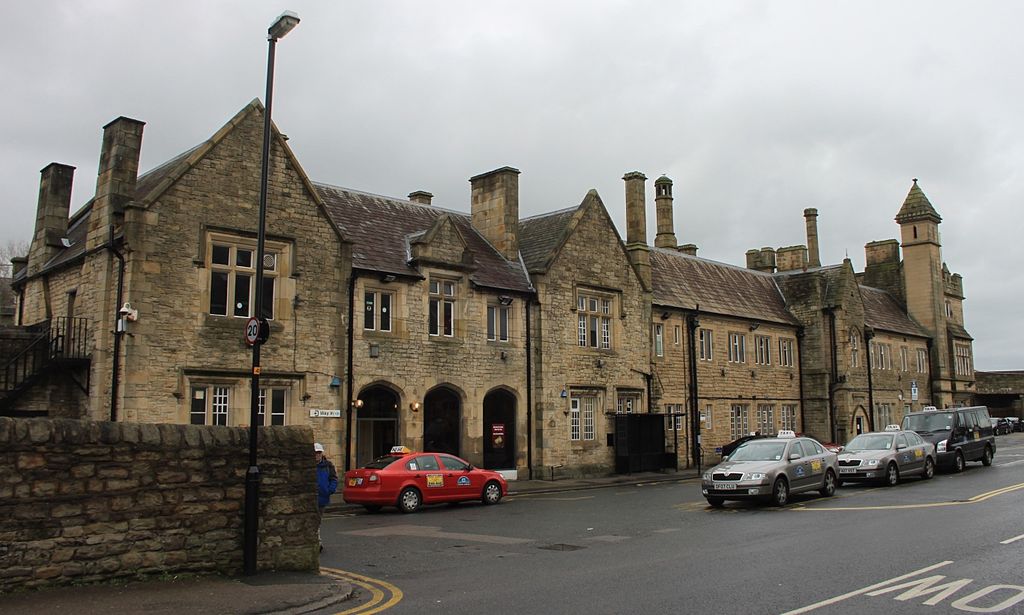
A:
[314,443,324,452]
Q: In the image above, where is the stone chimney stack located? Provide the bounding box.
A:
[623,171,651,289]
[804,207,821,267]
[27,163,76,276]
[745,247,776,273]
[87,116,145,250]
[776,245,809,271]
[408,191,433,205]
[470,166,520,260]
[678,243,698,256]
[654,175,677,249]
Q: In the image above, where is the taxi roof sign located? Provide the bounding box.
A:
[777,429,797,439]
[389,445,412,455]
[922,406,938,412]
[884,424,901,431]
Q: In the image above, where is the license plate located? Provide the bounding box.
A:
[347,477,362,486]
[713,482,736,490]
[839,467,856,474]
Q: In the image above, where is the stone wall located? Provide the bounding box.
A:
[0,418,318,592]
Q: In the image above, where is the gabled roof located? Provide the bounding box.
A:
[316,184,533,293]
[518,206,579,273]
[947,322,974,341]
[895,179,941,224]
[859,285,928,338]
[650,248,800,326]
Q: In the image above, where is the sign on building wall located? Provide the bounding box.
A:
[911,381,919,401]
[309,409,342,418]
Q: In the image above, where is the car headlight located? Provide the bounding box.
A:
[702,472,712,481]
[743,473,766,480]
[937,439,947,453]
[866,459,880,466]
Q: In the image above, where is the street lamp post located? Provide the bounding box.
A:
[244,10,300,577]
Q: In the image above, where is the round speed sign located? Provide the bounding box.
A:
[244,316,260,346]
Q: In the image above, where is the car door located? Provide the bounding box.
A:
[894,433,917,475]
[407,454,445,503]
[801,439,828,488]
[439,454,477,501]
[786,441,812,491]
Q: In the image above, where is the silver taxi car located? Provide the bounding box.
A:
[837,426,935,486]
[701,430,839,507]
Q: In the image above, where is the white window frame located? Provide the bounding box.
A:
[899,346,909,372]
[209,241,279,320]
[570,397,581,441]
[702,403,714,431]
[917,348,928,373]
[779,338,795,367]
[754,334,771,366]
[665,403,683,431]
[428,279,456,337]
[570,394,597,441]
[576,292,613,350]
[730,403,750,440]
[616,392,642,414]
[487,304,510,342]
[674,325,681,346]
[781,404,797,431]
[850,330,860,368]
[364,290,394,333]
[699,328,713,361]
[258,387,287,426]
[728,333,746,363]
[954,343,973,376]
[654,323,664,357]
[757,403,775,435]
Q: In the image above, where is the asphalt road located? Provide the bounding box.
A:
[319,433,1024,614]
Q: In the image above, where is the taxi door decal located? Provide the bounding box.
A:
[426,474,444,488]
[810,459,822,473]
[457,476,471,487]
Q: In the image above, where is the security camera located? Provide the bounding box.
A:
[119,303,133,316]
[119,303,138,322]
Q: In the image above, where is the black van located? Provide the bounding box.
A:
[901,406,996,473]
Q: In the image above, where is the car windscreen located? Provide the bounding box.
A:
[845,434,893,451]
[902,413,954,433]
[362,454,403,470]
[729,441,787,461]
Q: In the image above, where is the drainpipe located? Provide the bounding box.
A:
[106,225,125,423]
[796,326,806,434]
[525,297,534,480]
[826,308,838,442]
[865,327,876,432]
[686,306,701,472]
[344,271,358,472]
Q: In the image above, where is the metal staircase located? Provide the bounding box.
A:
[0,318,90,413]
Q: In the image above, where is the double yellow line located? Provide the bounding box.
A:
[321,567,403,614]
[795,481,1024,511]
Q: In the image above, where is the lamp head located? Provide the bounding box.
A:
[269,11,300,40]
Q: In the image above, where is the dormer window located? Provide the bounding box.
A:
[428,279,456,337]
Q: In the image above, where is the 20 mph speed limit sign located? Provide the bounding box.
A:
[244,317,261,346]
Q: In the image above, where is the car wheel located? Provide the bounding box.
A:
[884,462,899,487]
[770,477,789,507]
[981,445,994,467]
[922,457,935,480]
[819,469,837,497]
[482,481,502,505]
[398,487,422,513]
[953,451,965,473]
[706,497,724,508]
[363,504,382,513]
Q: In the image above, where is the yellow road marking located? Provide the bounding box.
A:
[321,567,403,614]
[794,482,1024,511]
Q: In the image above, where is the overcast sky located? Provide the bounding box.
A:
[2,2,1021,370]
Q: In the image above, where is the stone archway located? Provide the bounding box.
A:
[483,389,516,470]
[424,387,460,457]
[355,385,399,467]
[852,405,870,436]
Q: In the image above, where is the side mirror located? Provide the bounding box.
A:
[721,455,729,462]
[789,453,802,461]
[896,444,907,451]
[837,446,845,453]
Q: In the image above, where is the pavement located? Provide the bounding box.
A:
[0,468,696,615]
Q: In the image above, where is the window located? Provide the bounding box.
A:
[654,324,664,357]
[191,385,231,426]
[945,300,953,319]
[665,403,683,431]
[364,290,393,332]
[577,292,612,349]
[617,391,642,414]
[674,325,681,346]
[699,328,714,361]
[954,343,973,376]
[702,403,714,431]
[570,395,597,441]
[899,346,909,372]
[487,305,509,342]
[728,333,746,363]
[730,404,750,440]
[849,330,860,368]
[258,388,287,426]
[779,338,795,367]
[871,342,892,370]
[917,348,928,373]
[757,404,775,435]
[209,243,277,319]
[429,279,456,337]
[781,404,797,431]
[754,335,771,365]
[876,403,893,428]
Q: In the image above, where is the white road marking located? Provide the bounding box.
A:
[781,561,954,614]
[1001,533,1024,545]
[344,524,532,545]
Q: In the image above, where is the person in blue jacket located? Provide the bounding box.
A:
[315,442,338,552]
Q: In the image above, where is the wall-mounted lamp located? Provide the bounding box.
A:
[498,295,514,306]
[660,312,670,320]
[596,358,605,368]
[329,376,342,388]
[369,343,380,358]
[500,350,507,361]
[409,401,421,412]
[351,399,364,409]
[560,388,568,399]
[720,368,726,377]
[749,323,760,331]
[381,274,397,283]
[563,408,570,417]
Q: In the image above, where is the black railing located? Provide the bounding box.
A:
[1,317,89,395]
[50,317,90,360]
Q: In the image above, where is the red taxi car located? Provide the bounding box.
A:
[343,446,508,513]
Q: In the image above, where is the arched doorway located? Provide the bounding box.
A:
[483,389,516,469]
[356,385,399,467]
[424,387,460,457]
[852,406,869,436]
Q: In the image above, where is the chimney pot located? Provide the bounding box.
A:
[408,191,433,205]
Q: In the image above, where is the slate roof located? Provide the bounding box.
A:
[895,179,941,224]
[859,285,928,338]
[947,322,974,341]
[518,207,578,273]
[650,247,800,325]
[316,184,533,293]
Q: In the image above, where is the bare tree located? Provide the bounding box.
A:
[0,239,30,278]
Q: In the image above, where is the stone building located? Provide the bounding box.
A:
[5,102,980,478]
